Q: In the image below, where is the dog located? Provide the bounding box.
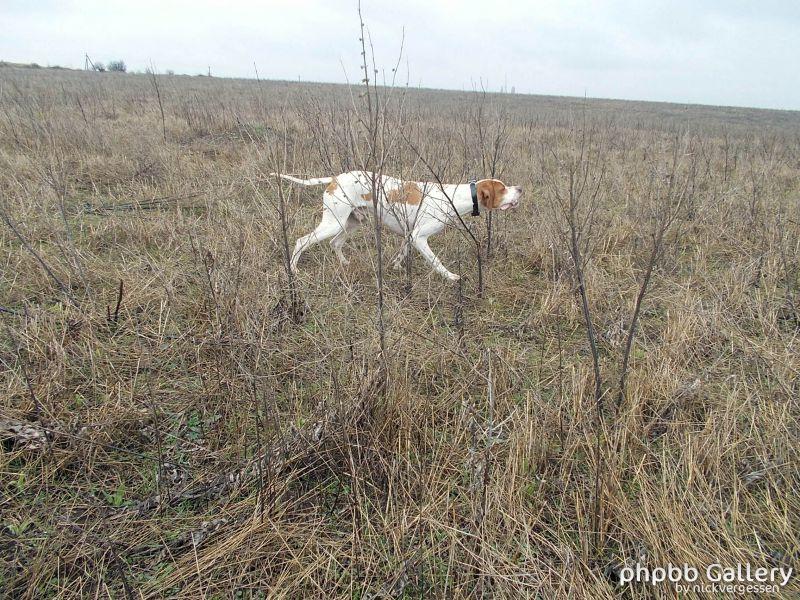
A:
[273,171,523,281]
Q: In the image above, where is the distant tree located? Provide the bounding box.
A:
[107,60,126,72]
[93,62,106,72]
[166,69,174,75]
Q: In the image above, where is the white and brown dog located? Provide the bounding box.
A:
[273,171,523,281]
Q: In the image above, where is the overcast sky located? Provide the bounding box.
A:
[2,0,798,110]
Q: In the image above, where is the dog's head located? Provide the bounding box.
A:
[476,179,523,211]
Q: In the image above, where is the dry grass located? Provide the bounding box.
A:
[1,64,799,598]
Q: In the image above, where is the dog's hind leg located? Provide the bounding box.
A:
[291,204,352,273]
[330,214,363,265]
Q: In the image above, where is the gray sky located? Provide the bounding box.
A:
[2,0,798,110]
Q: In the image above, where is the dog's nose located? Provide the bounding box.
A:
[514,186,523,196]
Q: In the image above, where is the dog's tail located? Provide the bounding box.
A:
[270,173,333,186]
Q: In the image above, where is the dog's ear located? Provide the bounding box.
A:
[477,180,505,209]
[476,180,496,208]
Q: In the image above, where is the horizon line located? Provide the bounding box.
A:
[2,59,799,115]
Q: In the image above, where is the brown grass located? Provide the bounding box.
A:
[1,64,799,598]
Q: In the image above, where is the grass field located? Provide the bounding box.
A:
[1,64,799,598]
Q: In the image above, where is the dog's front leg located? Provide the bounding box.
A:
[391,238,409,270]
[411,235,459,281]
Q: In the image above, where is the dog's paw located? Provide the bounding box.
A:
[446,273,461,282]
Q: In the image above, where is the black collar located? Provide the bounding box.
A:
[469,180,480,216]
